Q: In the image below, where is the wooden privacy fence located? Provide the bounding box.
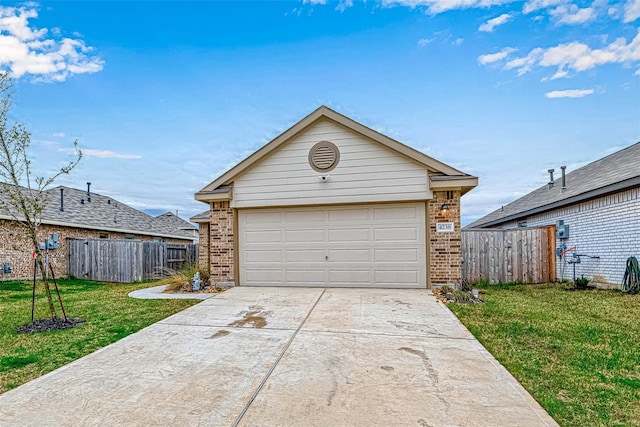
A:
[462,226,556,284]
[68,239,198,283]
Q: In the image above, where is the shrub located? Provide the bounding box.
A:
[154,264,209,292]
[574,275,590,290]
[453,290,472,303]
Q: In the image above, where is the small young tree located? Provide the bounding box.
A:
[0,72,82,320]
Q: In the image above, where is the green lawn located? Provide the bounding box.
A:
[449,283,640,427]
[0,279,199,394]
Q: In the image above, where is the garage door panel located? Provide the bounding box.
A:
[245,269,284,283]
[285,210,325,224]
[245,230,282,244]
[286,270,325,283]
[328,208,369,222]
[239,203,426,288]
[375,248,419,262]
[374,206,419,221]
[374,227,418,242]
[245,250,282,263]
[286,249,325,263]
[376,270,419,284]
[328,249,370,262]
[328,228,369,242]
[285,229,324,243]
[329,270,371,284]
[245,211,282,225]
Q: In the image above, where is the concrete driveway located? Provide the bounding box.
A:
[0,287,558,427]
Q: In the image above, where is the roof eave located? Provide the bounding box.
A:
[429,176,478,196]
[0,216,194,241]
[195,190,232,203]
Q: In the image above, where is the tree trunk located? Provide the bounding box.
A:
[36,255,58,319]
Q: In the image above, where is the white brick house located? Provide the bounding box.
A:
[467,142,640,288]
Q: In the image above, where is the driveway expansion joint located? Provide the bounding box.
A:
[231,288,327,427]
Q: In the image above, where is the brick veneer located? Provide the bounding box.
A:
[208,201,234,284]
[429,190,462,286]
[0,220,191,280]
[198,222,211,272]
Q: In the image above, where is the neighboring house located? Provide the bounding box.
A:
[0,185,197,279]
[466,142,640,288]
[193,106,478,288]
[154,212,200,244]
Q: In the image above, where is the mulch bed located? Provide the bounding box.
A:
[432,287,484,304]
[17,318,86,334]
[162,283,229,295]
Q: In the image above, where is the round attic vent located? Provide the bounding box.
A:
[308,141,340,172]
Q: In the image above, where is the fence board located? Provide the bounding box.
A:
[462,226,556,284]
[67,239,198,283]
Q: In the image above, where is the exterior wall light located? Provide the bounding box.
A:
[440,204,449,213]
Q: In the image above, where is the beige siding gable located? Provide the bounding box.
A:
[231,119,431,208]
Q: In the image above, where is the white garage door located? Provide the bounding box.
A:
[238,203,426,288]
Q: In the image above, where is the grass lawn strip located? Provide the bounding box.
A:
[0,279,199,394]
[449,283,640,427]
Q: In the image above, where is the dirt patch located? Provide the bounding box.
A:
[17,318,86,334]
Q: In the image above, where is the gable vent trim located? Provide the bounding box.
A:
[309,141,340,172]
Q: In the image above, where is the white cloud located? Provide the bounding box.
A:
[545,88,594,98]
[479,13,513,32]
[74,149,142,159]
[302,0,327,4]
[381,0,514,15]
[550,4,596,25]
[523,0,564,14]
[478,47,517,64]
[635,67,640,75]
[625,0,640,22]
[417,38,433,46]
[336,0,354,12]
[52,132,65,137]
[0,5,103,82]
[453,37,464,45]
[502,29,640,78]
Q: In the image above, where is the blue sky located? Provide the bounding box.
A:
[1,0,639,225]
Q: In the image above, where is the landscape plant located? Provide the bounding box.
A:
[0,73,82,321]
[154,263,212,293]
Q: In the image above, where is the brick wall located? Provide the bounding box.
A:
[429,190,462,286]
[209,201,235,285]
[0,220,191,280]
[515,187,640,287]
[198,222,211,272]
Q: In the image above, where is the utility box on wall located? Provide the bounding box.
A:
[556,220,570,240]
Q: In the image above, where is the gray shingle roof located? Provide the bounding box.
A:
[0,185,195,240]
[190,210,209,223]
[467,141,640,228]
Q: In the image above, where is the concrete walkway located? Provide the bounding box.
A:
[0,287,558,427]
[128,285,215,300]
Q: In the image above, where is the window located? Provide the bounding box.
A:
[124,234,134,240]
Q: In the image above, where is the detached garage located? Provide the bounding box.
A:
[194,106,477,288]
